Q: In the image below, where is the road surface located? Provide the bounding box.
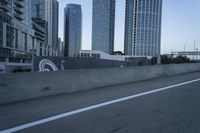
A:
[1,72,200,133]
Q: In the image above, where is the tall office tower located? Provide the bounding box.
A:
[124,0,162,57]
[40,0,59,56]
[64,4,82,57]
[92,0,116,54]
[0,0,35,60]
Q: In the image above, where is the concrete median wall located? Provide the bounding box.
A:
[0,63,200,104]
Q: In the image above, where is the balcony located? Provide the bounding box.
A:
[0,5,9,12]
[14,13,23,21]
[2,0,9,4]
[14,0,23,8]
[14,6,23,14]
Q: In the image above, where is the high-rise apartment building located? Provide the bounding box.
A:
[92,0,115,54]
[0,0,35,61]
[31,0,50,56]
[124,0,162,57]
[64,4,82,57]
[40,0,59,56]
[0,0,32,27]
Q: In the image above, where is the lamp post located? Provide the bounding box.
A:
[193,39,200,60]
[183,42,188,56]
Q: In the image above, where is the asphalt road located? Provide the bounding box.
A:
[1,72,200,133]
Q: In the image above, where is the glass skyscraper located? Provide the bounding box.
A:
[64,4,82,57]
[124,0,162,57]
[92,0,115,54]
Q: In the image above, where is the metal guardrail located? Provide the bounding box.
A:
[172,51,200,55]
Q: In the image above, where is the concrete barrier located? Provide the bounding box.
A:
[0,63,200,104]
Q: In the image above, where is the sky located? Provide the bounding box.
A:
[58,0,200,54]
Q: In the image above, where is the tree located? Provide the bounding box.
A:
[173,55,190,64]
[161,55,172,64]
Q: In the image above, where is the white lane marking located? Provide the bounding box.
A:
[1,78,200,133]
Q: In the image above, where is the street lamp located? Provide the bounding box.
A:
[193,39,200,60]
[196,48,198,61]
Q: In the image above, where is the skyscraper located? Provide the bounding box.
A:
[124,0,162,57]
[92,0,116,54]
[64,4,82,57]
[31,0,49,56]
[40,0,59,56]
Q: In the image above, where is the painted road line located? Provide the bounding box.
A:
[1,78,200,133]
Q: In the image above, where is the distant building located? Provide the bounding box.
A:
[64,4,82,57]
[32,19,50,56]
[31,0,50,56]
[32,18,48,45]
[58,38,64,57]
[124,0,162,57]
[80,50,130,61]
[92,0,116,54]
[80,50,150,67]
[40,0,59,56]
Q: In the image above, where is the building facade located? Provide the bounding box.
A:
[92,0,115,54]
[80,50,129,61]
[31,0,41,19]
[58,38,64,57]
[32,19,51,57]
[40,0,59,56]
[0,0,35,62]
[64,4,82,57]
[31,0,50,57]
[124,0,162,57]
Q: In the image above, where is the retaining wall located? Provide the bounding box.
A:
[0,63,200,104]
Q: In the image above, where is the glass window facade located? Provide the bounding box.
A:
[31,0,41,19]
[0,12,34,59]
[124,0,162,57]
[64,4,82,57]
[92,0,115,54]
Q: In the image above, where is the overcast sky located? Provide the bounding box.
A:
[58,0,200,54]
